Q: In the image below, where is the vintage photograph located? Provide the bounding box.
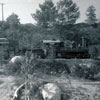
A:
[0,0,100,100]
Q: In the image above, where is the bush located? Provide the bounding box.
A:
[72,60,100,79]
[6,57,100,80]
[89,46,98,59]
[94,73,100,80]
[6,62,22,74]
[33,60,70,75]
[6,52,37,75]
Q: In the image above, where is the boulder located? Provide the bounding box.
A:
[9,56,24,64]
[41,83,61,100]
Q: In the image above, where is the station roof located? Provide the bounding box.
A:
[43,40,61,44]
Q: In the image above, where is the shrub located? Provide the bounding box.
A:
[94,73,100,80]
[6,62,22,74]
[72,60,100,79]
[33,60,70,75]
[89,46,98,59]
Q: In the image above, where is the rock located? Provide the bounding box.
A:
[41,83,61,100]
[9,56,24,64]
[12,86,17,90]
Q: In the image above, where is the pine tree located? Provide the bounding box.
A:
[85,5,98,25]
[56,0,80,25]
[32,0,57,28]
[6,13,20,50]
[6,13,20,27]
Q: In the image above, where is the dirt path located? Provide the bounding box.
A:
[32,74,100,100]
[0,67,100,100]
[0,68,17,100]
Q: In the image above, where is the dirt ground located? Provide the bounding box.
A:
[0,70,100,100]
[0,59,100,100]
[0,67,18,100]
[31,73,100,100]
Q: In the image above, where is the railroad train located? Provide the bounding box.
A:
[0,38,91,59]
[42,39,90,59]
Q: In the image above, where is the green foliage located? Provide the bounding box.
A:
[56,0,80,25]
[98,22,100,32]
[94,73,100,80]
[6,57,71,75]
[32,0,57,28]
[6,29,20,50]
[70,23,100,45]
[21,51,37,75]
[6,62,22,74]
[29,82,44,100]
[0,5,99,51]
[0,21,9,37]
[71,60,100,80]
[17,24,37,49]
[0,48,5,61]
[0,12,100,57]
[6,56,100,81]
[3,13,21,50]
[30,60,70,75]
[64,40,73,49]
[6,13,20,27]
[6,52,35,75]
[89,46,98,59]
[85,5,98,25]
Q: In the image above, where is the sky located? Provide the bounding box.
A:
[0,0,100,24]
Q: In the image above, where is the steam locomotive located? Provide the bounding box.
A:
[0,38,90,59]
[43,38,90,59]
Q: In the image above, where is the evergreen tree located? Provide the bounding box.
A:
[85,5,98,25]
[32,0,57,28]
[98,21,100,32]
[6,13,20,27]
[6,13,20,50]
[56,0,80,25]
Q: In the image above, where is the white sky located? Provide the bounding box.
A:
[0,0,100,24]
